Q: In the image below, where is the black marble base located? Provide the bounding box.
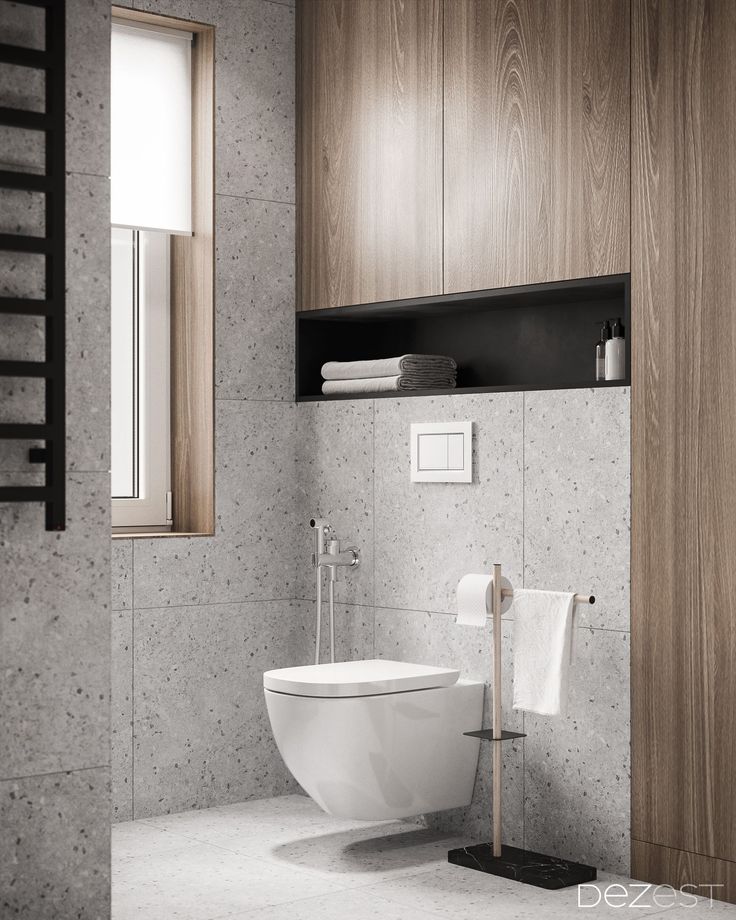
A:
[448,843,597,890]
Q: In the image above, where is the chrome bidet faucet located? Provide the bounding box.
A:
[309,518,359,665]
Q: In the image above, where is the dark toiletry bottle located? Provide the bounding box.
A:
[595,321,610,381]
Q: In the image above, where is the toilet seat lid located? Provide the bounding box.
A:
[263,659,460,698]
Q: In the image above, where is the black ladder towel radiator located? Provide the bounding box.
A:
[0,0,66,530]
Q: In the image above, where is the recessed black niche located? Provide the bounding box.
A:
[296,274,630,401]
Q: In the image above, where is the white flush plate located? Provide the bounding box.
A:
[410,421,473,483]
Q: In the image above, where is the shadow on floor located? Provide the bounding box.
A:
[270,824,460,875]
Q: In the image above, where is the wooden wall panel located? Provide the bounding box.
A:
[632,0,736,884]
[632,841,736,905]
[297,0,442,310]
[443,0,630,293]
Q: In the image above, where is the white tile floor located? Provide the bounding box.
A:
[112,795,736,919]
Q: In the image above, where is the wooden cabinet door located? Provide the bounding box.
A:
[443,0,630,293]
[297,0,442,310]
[632,0,736,889]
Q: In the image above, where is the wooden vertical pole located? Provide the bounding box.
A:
[492,562,503,857]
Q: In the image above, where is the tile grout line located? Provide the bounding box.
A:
[216,190,295,208]
[214,397,294,404]
[290,599,631,634]
[128,596,303,611]
[0,764,108,783]
[521,390,526,852]
[372,398,377,657]
[131,538,135,822]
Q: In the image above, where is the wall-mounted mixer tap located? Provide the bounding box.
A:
[309,518,359,664]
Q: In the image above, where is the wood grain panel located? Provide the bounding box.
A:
[297,0,442,310]
[632,840,736,906]
[443,0,630,293]
[632,0,736,872]
[170,25,215,534]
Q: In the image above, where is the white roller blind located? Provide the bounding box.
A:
[111,22,192,234]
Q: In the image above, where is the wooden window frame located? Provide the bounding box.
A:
[111,7,215,539]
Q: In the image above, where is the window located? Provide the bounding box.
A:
[111,229,171,527]
[110,9,215,535]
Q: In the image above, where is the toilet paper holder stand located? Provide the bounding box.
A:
[448,562,597,890]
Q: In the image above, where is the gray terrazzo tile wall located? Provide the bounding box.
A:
[0,2,112,918]
[106,0,630,882]
[111,0,304,822]
[296,388,631,874]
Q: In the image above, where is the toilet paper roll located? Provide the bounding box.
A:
[456,573,514,626]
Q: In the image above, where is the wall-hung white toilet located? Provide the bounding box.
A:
[264,659,484,821]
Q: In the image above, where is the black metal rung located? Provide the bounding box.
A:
[0,233,50,254]
[0,423,51,439]
[0,106,50,131]
[8,0,55,6]
[0,297,51,315]
[0,169,50,192]
[0,486,52,502]
[0,360,52,378]
[0,43,50,69]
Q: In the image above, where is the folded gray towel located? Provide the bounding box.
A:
[322,375,457,395]
[321,354,457,381]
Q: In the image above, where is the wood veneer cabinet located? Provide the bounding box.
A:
[297,0,442,310]
[443,0,630,293]
[632,0,736,901]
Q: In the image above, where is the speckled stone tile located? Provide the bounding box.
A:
[0,0,112,177]
[0,2,44,50]
[133,400,298,608]
[257,820,468,888]
[0,61,44,113]
[112,538,133,610]
[373,393,524,614]
[0,188,45,236]
[0,124,45,173]
[113,818,206,864]
[138,793,382,855]
[523,388,630,631]
[112,839,345,920]
[228,888,441,920]
[0,174,110,473]
[374,608,523,847]
[0,473,110,777]
[0,314,44,364]
[0,4,45,171]
[523,628,630,875]
[314,601,374,663]
[132,600,313,817]
[0,767,110,920]
[359,864,669,920]
[0,250,44,298]
[112,607,133,823]
[66,172,110,471]
[66,0,110,177]
[135,0,295,203]
[295,399,374,607]
[216,194,295,400]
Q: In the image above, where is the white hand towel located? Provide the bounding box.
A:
[512,589,576,716]
[321,375,456,395]
[322,355,457,381]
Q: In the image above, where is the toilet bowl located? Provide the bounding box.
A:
[264,659,484,821]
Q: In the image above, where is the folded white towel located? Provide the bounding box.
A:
[321,355,457,381]
[512,589,576,716]
[322,375,456,395]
